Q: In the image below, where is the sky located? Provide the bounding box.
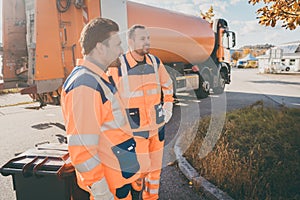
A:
[0,0,299,49]
[129,0,299,48]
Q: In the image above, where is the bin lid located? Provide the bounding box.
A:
[20,143,69,157]
[0,143,74,178]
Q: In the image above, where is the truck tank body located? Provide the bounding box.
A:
[127,1,215,64]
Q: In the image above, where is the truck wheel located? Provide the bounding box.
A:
[53,96,61,105]
[194,72,210,99]
[213,71,226,94]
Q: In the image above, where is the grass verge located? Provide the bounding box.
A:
[184,101,300,199]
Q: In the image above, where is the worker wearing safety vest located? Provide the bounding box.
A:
[109,24,174,200]
[61,18,141,200]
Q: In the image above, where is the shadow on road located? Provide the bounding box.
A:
[250,80,300,85]
[31,122,66,131]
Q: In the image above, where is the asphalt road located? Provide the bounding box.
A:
[0,68,299,200]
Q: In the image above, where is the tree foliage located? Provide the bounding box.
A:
[243,48,252,56]
[249,0,300,30]
[231,51,242,61]
[200,6,215,23]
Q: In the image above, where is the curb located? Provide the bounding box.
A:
[174,144,234,200]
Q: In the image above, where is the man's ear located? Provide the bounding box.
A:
[96,42,105,54]
[128,38,134,50]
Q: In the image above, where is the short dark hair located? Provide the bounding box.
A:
[128,24,146,40]
[79,17,119,55]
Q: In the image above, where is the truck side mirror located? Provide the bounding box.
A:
[231,32,236,48]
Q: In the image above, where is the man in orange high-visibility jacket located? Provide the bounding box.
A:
[109,25,174,200]
[61,18,141,200]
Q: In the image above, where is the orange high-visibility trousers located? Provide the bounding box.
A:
[133,127,165,200]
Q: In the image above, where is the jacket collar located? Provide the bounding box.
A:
[125,52,153,68]
[76,59,110,82]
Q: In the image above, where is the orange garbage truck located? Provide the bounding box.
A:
[1,0,235,105]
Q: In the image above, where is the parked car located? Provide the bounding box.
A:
[279,64,295,72]
[237,60,246,68]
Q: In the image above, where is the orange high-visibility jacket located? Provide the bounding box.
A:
[109,53,173,138]
[61,59,140,191]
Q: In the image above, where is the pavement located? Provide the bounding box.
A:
[0,93,33,107]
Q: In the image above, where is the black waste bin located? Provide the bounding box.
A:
[0,143,90,200]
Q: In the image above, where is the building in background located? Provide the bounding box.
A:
[257,41,300,73]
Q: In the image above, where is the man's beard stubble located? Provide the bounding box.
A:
[135,46,149,56]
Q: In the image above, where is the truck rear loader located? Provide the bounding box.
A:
[1,0,236,105]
